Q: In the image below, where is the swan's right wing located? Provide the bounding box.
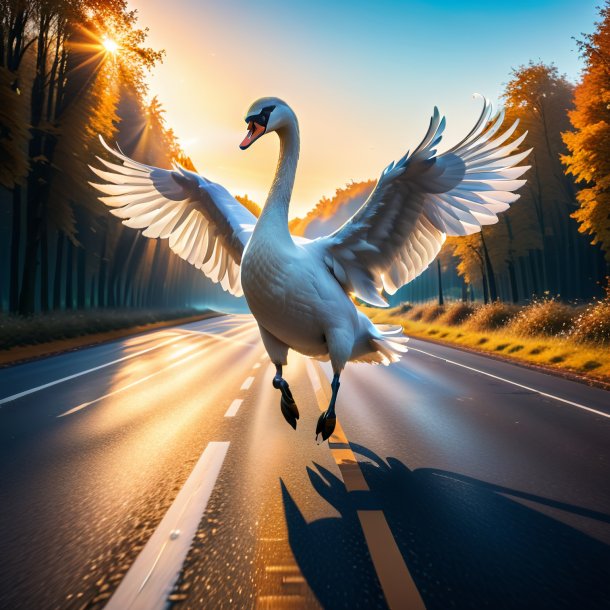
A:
[89,137,257,296]
[307,98,530,306]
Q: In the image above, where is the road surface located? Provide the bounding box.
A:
[0,314,609,609]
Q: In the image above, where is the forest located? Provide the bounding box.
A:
[0,0,235,320]
[1,0,610,325]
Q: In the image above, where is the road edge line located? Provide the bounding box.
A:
[408,346,610,420]
[105,441,230,610]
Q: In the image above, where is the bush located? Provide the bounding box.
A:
[569,297,610,345]
[407,305,426,321]
[439,302,475,326]
[420,304,446,322]
[0,308,205,351]
[466,301,518,331]
[508,298,577,337]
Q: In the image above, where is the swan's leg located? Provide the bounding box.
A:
[315,373,340,442]
[316,328,351,442]
[273,364,300,429]
[258,324,299,429]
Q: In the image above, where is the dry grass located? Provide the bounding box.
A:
[466,302,519,331]
[508,299,577,337]
[365,298,610,383]
[0,308,204,351]
[569,298,610,345]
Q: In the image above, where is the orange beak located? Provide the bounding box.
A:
[240,121,266,149]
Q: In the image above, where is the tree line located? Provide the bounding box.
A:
[2,1,609,316]
[0,0,223,317]
[292,7,610,306]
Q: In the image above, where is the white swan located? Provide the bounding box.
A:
[89,96,530,440]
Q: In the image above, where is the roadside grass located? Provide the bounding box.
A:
[0,308,208,351]
[365,298,610,384]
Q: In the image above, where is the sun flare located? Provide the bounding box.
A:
[102,37,119,54]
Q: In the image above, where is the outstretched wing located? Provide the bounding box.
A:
[89,137,257,296]
[307,97,530,307]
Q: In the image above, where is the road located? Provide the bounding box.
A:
[0,314,609,610]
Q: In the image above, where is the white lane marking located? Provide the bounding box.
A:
[240,377,254,390]
[0,334,193,407]
[252,362,261,369]
[305,359,321,392]
[57,347,207,418]
[105,442,230,610]
[224,399,243,417]
[177,328,258,348]
[408,346,610,420]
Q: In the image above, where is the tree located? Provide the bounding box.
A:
[563,1,610,268]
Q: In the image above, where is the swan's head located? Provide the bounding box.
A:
[240,97,295,150]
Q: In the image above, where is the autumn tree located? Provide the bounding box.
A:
[563,1,610,270]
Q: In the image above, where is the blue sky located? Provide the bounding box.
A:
[130,0,598,216]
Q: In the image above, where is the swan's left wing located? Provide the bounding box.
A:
[307,97,530,306]
[89,137,257,296]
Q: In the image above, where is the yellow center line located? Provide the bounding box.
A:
[305,358,426,610]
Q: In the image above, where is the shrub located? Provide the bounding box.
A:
[420,304,446,322]
[439,302,475,326]
[569,297,610,345]
[0,308,204,351]
[508,298,577,337]
[466,302,518,331]
[407,305,426,321]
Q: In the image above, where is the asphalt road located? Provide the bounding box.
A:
[0,314,609,610]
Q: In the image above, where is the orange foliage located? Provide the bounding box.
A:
[562,1,610,261]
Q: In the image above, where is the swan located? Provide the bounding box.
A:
[89,96,530,441]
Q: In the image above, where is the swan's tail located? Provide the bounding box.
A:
[350,317,409,365]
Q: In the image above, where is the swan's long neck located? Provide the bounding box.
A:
[257,116,299,236]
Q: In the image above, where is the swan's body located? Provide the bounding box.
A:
[89,95,530,439]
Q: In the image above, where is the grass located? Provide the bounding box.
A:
[0,308,208,351]
[364,297,610,384]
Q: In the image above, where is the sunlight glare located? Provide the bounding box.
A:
[102,37,119,54]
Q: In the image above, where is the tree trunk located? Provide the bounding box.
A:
[40,225,49,312]
[18,206,40,314]
[480,232,497,301]
[65,239,73,310]
[9,185,21,312]
[437,259,444,306]
[507,259,519,303]
[53,231,64,310]
[77,245,86,308]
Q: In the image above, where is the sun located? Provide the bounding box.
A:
[102,37,119,54]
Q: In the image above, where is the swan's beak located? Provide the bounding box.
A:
[240,121,266,150]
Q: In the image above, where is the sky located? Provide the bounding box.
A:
[127,0,598,218]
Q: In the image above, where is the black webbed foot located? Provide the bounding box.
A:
[273,374,299,429]
[315,410,337,442]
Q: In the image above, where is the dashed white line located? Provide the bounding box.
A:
[408,346,610,420]
[105,441,230,610]
[57,347,207,418]
[252,362,261,369]
[224,399,243,417]
[240,376,254,390]
[0,334,192,407]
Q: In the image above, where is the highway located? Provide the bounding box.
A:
[0,314,609,610]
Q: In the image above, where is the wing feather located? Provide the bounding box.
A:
[307,97,529,306]
[89,137,257,296]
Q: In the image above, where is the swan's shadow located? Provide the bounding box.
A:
[281,445,610,609]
